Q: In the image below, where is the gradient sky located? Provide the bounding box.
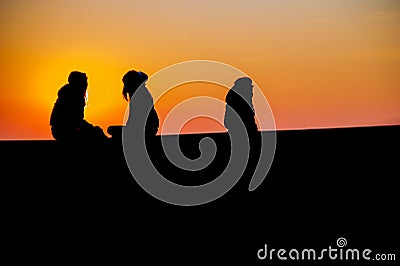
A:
[0,0,399,139]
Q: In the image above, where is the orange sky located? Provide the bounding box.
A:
[0,0,399,139]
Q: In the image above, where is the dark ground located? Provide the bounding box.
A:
[2,125,399,264]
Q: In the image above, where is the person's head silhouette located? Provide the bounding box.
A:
[122,70,149,101]
[232,77,253,104]
[68,71,88,94]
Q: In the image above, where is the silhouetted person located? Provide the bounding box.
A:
[108,70,159,139]
[224,77,261,178]
[122,70,159,137]
[224,77,258,134]
[50,71,107,143]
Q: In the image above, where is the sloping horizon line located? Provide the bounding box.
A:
[0,123,399,141]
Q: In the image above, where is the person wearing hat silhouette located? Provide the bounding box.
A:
[224,77,261,179]
[50,71,107,142]
[224,77,258,134]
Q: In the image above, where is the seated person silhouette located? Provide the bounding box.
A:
[224,77,260,178]
[50,71,107,143]
[224,77,258,134]
[108,70,159,141]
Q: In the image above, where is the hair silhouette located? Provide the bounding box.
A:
[50,71,107,143]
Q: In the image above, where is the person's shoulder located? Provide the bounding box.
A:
[57,84,71,97]
[226,89,241,102]
[225,89,234,100]
[140,85,154,99]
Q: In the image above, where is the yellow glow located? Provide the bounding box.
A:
[0,0,399,139]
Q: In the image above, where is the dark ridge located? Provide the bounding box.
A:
[2,125,399,264]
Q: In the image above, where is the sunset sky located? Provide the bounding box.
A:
[1,0,399,139]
